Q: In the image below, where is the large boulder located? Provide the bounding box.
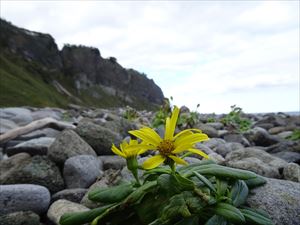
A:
[47,199,89,225]
[75,118,122,155]
[0,211,40,225]
[48,129,96,166]
[6,137,55,156]
[225,147,287,178]
[283,163,300,182]
[0,154,64,193]
[0,107,33,126]
[247,178,300,225]
[51,188,87,203]
[244,127,279,147]
[63,155,103,188]
[0,184,50,215]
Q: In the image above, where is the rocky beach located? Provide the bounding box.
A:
[0,106,299,225]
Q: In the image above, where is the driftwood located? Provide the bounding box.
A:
[0,117,76,144]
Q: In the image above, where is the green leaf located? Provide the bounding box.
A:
[157,173,194,195]
[244,175,266,188]
[123,181,157,205]
[59,204,114,225]
[193,171,216,193]
[205,215,227,225]
[216,179,228,197]
[174,216,199,225]
[174,173,195,190]
[214,203,245,224]
[160,193,191,221]
[193,164,257,180]
[229,180,249,207]
[179,160,216,175]
[88,183,134,203]
[144,166,172,175]
[240,208,273,225]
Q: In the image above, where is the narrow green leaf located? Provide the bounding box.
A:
[214,203,245,223]
[193,171,216,193]
[59,204,114,225]
[205,215,227,225]
[123,181,157,205]
[88,183,133,203]
[229,180,249,207]
[240,208,274,225]
[216,179,228,197]
[244,175,266,188]
[178,160,216,174]
[160,193,191,221]
[174,173,195,190]
[194,164,257,180]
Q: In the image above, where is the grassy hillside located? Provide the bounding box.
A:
[0,54,71,107]
[0,54,158,110]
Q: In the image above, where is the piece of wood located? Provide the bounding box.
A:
[0,117,76,144]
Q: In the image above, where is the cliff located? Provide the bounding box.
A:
[0,19,164,109]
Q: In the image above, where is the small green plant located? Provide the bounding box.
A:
[123,106,139,121]
[221,105,252,133]
[286,129,300,141]
[178,104,200,129]
[60,106,272,225]
[151,97,172,128]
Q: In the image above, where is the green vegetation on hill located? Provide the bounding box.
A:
[0,53,159,110]
[0,54,70,107]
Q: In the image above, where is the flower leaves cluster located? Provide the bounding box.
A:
[59,105,273,225]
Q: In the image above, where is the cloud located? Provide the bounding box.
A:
[1,0,299,113]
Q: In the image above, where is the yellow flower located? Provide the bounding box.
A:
[129,106,209,169]
[111,139,147,159]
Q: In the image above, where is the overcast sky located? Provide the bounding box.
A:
[1,1,299,113]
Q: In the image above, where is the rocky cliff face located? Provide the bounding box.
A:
[0,19,164,109]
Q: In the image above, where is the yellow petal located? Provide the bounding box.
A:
[111,144,126,158]
[172,143,195,154]
[129,130,160,146]
[187,148,209,159]
[168,155,188,165]
[173,128,203,140]
[142,154,166,169]
[164,106,179,140]
[175,133,209,147]
[140,127,162,144]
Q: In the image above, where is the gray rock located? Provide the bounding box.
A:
[0,154,64,193]
[0,184,50,215]
[208,152,225,164]
[0,118,18,134]
[205,122,224,130]
[247,178,300,225]
[99,155,126,170]
[225,147,287,178]
[268,126,286,135]
[283,163,300,182]
[48,129,96,165]
[215,142,244,157]
[31,108,62,120]
[200,138,226,152]
[121,157,149,182]
[19,128,61,140]
[273,151,300,163]
[244,127,279,147]
[75,118,122,155]
[81,169,122,208]
[277,131,293,139]
[265,140,300,154]
[255,114,287,128]
[196,123,218,138]
[222,133,250,146]
[47,199,89,225]
[51,188,87,203]
[0,211,40,225]
[6,137,55,156]
[0,107,33,125]
[254,122,274,130]
[63,155,102,188]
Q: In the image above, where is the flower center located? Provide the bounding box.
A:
[158,139,175,155]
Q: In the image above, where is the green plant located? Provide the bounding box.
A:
[123,106,139,121]
[151,97,172,128]
[286,129,300,141]
[60,106,273,225]
[178,104,200,129]
[221,105,252,133]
